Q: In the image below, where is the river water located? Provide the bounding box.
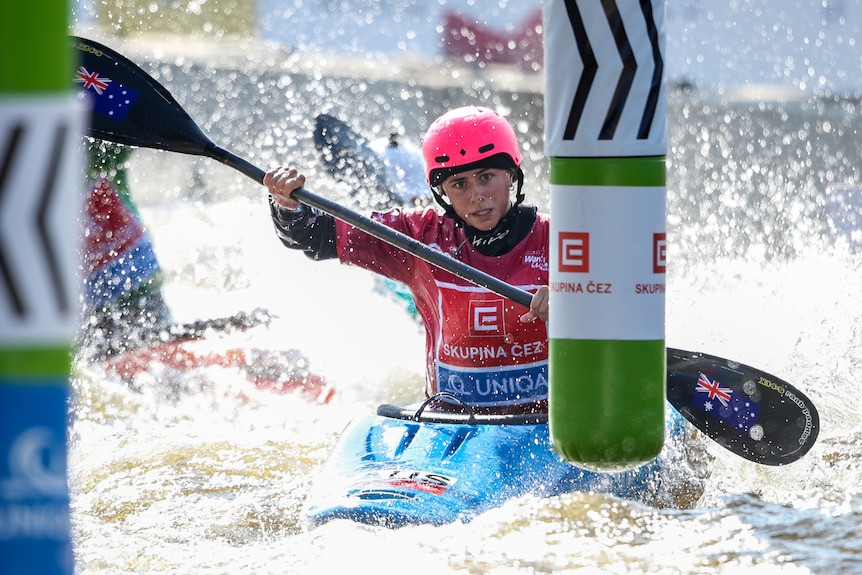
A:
[68,40,861,574]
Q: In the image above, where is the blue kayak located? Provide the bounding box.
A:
[303,396,692,528]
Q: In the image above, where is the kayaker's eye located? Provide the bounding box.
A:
[443,179,468,195]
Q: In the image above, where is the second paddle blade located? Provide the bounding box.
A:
[666,348,819,466]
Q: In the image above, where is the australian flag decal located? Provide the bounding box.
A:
[694,372,761,433]
[74,66,139,122]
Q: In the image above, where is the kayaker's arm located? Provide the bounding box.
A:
[269,199,338,261]
[265,165,338,260]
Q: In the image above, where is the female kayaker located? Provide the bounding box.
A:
[264,106,550,414]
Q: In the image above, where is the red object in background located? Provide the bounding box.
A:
[441,8,544,71]
[102,340,336,405]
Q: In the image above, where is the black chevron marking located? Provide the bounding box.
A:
[563,0,597,140]
[638,0,663,139]
[599,0,636,140]
[0,124,27,317]
[37,123,71,314]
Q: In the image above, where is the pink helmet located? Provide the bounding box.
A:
[422,106,523,187]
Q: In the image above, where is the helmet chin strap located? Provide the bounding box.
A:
[430,167,525,228]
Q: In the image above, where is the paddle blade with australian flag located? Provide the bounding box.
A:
[666,349,819,466]
[74,65,138,122]
[71,36,213,156]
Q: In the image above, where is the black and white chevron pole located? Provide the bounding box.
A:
[0,3,81,573]
[545,0,667,469]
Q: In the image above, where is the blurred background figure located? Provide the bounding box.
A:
[78,142,171,359]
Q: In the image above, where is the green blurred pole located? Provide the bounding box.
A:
[544,0,667,469]
[1,2,80,573]
[0,4,72,92]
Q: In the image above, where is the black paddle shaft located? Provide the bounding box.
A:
[72,35,820,465]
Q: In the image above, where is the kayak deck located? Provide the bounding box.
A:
[303,401,691,528]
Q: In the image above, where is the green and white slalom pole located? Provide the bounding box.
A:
[544,0,667,469]
[0,2,81,573]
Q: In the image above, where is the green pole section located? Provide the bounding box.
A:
[0,4,71,92]
[544,0,667,470]
[1,1,80,573]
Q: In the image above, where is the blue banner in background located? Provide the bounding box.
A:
[0,382,73,575]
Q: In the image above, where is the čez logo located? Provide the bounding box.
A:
[558,232,589,273]
[469,300,505,336]
[653,232,666,274]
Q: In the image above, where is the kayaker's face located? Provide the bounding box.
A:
[441,168,513,231]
